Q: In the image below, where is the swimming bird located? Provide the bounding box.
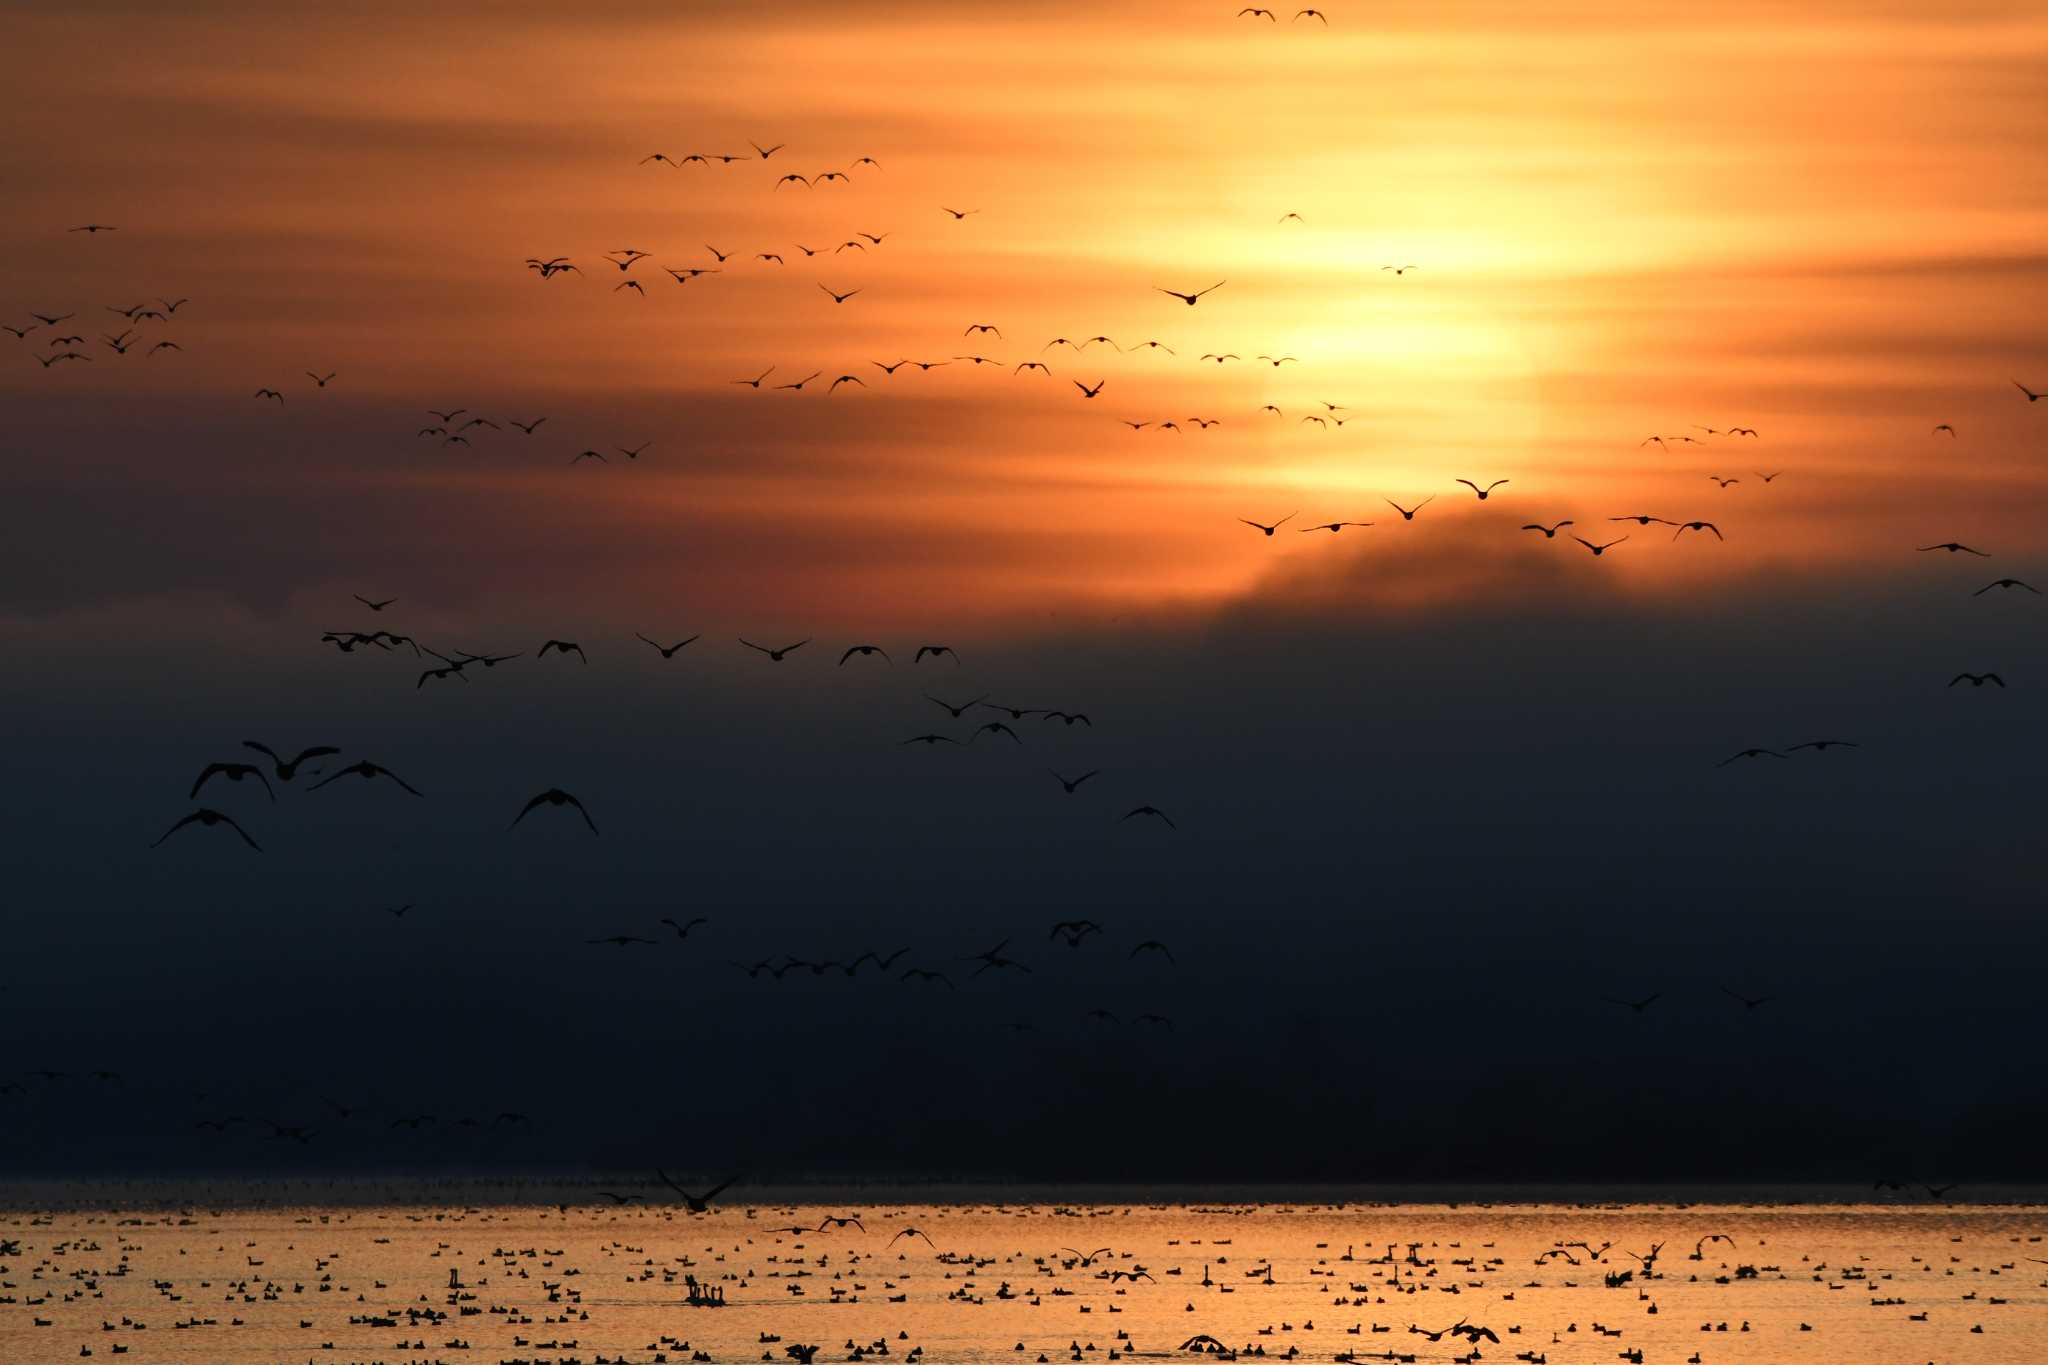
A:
[152,808,261,851]
[1156,281,1226,306]
[309,760,422,796]
[741,638,811,661]
[1241,513,1297,536]
[637,633,700,658]
[511,788,600,834]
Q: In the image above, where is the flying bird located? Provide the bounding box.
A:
[741,638,811,661]
[1122,807,1177,829]
[1918,542,1989,556]
[152,808,261,851]
[1523,521,1575,538]
[538,639,589,662]
[511,788,599,834]
[1385,497,1434,521]
[309,760,422,796]
[637,633,700,658]
[1240,513,1297,536]
[1457,478,1509,500]
[1949,672,2005,687]
[1974,578,2040,595]
[241,742,339,781]
[1155,281,1226,306]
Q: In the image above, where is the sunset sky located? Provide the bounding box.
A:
[4,2,2047,1177]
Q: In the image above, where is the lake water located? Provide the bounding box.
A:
[3,1195,2043,1364]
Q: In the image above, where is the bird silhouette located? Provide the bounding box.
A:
[741,638,810,661]
[1918,543,1989,556]
[1457,479,1508,499]
[1385,497,1434,521]
[657,1170,739,1212]
[1122,807,1177,830]
[1156,281,1226,306]
[1240,513,1297,536]
[538,639,589,662]
[1974,578,2040,595]
[241,741,339,781]
[1574,535,1627,555]
[310,761,422,796]
[511,788,600,834]
[190,762,274,802]
[1949,672,2005,688]
[152,808,261,851]
[637,633,700,658]
[840,644,892,665]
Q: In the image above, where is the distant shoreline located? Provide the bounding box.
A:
[2,1177,2043,1213]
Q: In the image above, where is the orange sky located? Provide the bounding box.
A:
[3,0,2046,630]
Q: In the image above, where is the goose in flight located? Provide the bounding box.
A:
[1130,939,1176,962]
[1240,6,1276,16]
[1720,987,1774,1010]
[1015,361,1050,375]
[927,693,988,718]
[510,417,546,433]
[966,939,1031,976]
[1456,478,1508,500]
[819,284,861,303]
[1974,578,2040,595]
[661,916,709,939]
[1301,521,1371,533]
[307,371,335,387]
[538,639,588,662]
[1074,379,1106,397]
[972,721,1023,744]
[1156,281,1226,306]
[915,644,961,663]
[1728,426,1758,436]
[1522,521,1574,538]
[1199,352,1239,364]
[965,322,1003,338]
[1918,543,1989,556]
[310,760,422,796]
[191,762,274,802]
[1709,475,1739,488]
[1381,264,1416,275]
[242,741,339,781]
[637,633,700,658]
[657,1169,740,1212]
[254,388,284,404]
[354,594,396,611]
[152,808,261,851]
[1122,807,1177,829]
[1240,513,1297,536]
[776,371,824,390]
[1949,672,2005,687]
[511,788,599,834]
[1294,7,1328,21]
[1257,355,1298,366]
[1932,423,1956,436]
[839,644,891,665]
[1611,514,1676,526]
[1718,748,1788,766]
[901,733,961,746]
[741,638,810,661]
[775,173,811,188]
[2013,380,2044,402]
[1049,769,1102,794]
[941,206,980,218]
[587,934,658,947]
[890,1227,938,1248]
[68,223,118,233]
[829,374,865,392]
[1786,739,1858,752]
[1672,520,1723,541]
[1384,497,1433,521]
[1603,992,1661,1013]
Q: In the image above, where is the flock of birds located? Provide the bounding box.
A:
[3,1198,2043,1365]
